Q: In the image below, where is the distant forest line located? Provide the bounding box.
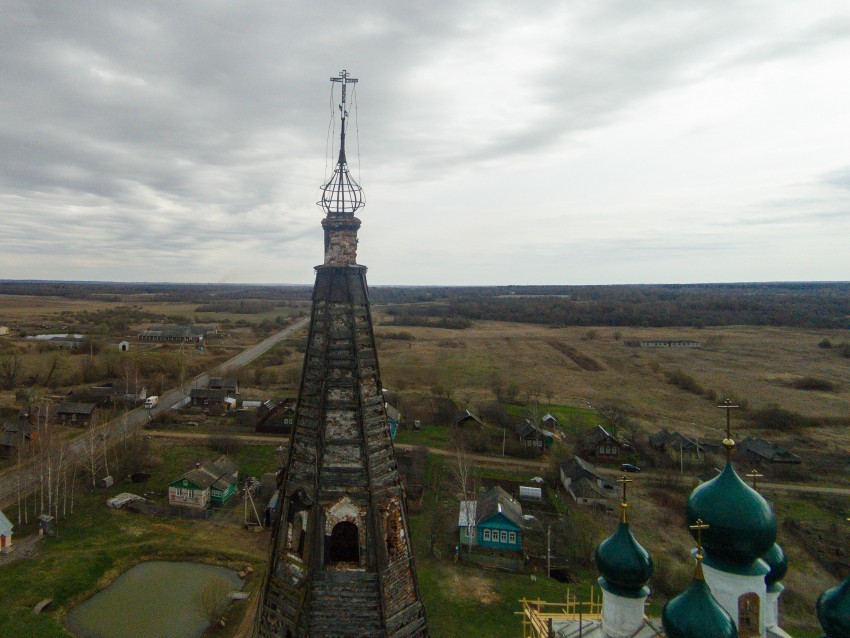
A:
[1,280,849,329]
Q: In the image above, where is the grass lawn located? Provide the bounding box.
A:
[394,424,453,448]
[505,402,600,430]
[0,442,277,638]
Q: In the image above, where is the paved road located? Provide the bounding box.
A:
[0,318,309,508]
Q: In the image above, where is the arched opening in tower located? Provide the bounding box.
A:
[327,521,359,564]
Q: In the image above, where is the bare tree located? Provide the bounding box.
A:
[81,416,107,490]
[0,350,21,389]
[193,576,232,627]
[451,446,481,553]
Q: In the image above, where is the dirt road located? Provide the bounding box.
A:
[143,430,850,497]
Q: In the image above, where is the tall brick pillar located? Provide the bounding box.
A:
[255,71,429,638]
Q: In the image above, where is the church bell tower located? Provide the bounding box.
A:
[255,70,429,638]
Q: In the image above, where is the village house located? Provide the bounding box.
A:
[515,419,555,453]
[209,377,239,395]
[56,402,97,426]
[560,456,619,505]
[168,456,239,510]
[0,509,12,553]
[189,387,229,409]
[458,485,523,552]
[0,419,33,458]
[455,410,484,428]
[541,413,559,429]
[582,425,623,458]
[649,428,719,458]
[385,403,401,439]
[256,398,296,434]
[738,436,802,465]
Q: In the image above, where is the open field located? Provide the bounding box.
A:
[374,316,850,472]
[0,286,847,637]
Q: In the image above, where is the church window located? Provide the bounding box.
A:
[327,521,359,564]
[738,592,760,637]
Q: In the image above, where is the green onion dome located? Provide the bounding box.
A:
[685,464,776,567]
[595,522,653,597]
[762,543,788,589]
[817,577,850,638]
[662,577,738,638]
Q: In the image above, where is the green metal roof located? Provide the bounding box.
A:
[818,577,850,638]
[662,578,738,638]
[763,543,788,589]
[685,463,776,568]
[595,522,653,598]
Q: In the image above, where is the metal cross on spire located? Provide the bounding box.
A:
[617,475,633,523]
[690,518,710,579]
[330,69,358,166]
[717,398,739,462]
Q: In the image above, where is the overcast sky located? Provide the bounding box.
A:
[2,1,850,286]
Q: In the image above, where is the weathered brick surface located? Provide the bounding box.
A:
[256,265,428,637]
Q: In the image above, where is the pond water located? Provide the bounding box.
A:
[66,561,242,638]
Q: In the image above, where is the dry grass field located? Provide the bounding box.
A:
[375,315,850,463]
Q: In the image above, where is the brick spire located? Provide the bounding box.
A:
[255,72,429,638]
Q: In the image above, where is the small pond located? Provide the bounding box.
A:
[66,561,242,638]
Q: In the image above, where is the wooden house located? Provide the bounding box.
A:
[189,387,229,410]
[168,456,239,510]
[541,413,559,429]
[560,456,619,505]
[209,377,239,395]
[0,420,33,458]
[56,402,97,427]
[515,420,554,452]
[0,509,12,553]
[582,425,622,458]
[738,436,802,465]
[256,398,296,434]
[458,486,523,552]
[455,410,484,428]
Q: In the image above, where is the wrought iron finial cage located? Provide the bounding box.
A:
[318,69,364,216]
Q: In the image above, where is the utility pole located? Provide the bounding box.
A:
[680,440,684,474]
[502,428,506,456]
[547,524,551,579]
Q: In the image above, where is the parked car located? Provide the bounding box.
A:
[621,463,641,473]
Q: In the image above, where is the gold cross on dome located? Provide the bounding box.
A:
[689,518,710,579]
[745,469,764,489]
[617,475,633,523]
[717,399,740,460]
